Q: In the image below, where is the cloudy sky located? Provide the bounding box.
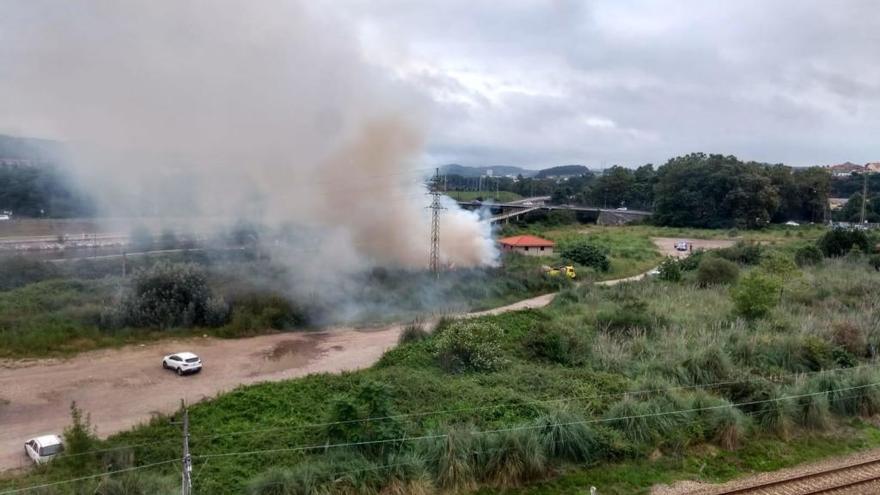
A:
[331,0,880,168]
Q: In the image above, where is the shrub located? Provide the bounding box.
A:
[817,228,870,257]
[522,323,588,365]
[247,463,333,495]
[95,473,176,495]
[793,392,831,430]
[604,397,684,446]
[399,321,430,345]
[559,241,610,272]
[62,401,98,471]
[754,387,795,439]
[731,272,781,319]
[484,429,547,487]
[678,249,705,271]
[324,381,403,455]
[425,426,481,492]
[794,245,823,267]
[870,254,880,271]
[595,300,663,335]
[715,241,763,265]
[696,257,740,287]
[759,251,799,279]
[533,408,601,462]
[117,262,229,329]
[831,322,868,357]
[434,321,504,373]
[677,348,734,385]
[657,257,682,282]
[0,256,59,291]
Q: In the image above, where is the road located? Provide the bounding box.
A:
[0,290,577,471]
[0,264,665,472]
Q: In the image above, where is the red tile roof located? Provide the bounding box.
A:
[499,235,555,247]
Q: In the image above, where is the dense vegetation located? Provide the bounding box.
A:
[5,227,879,494]
[0,248,571,357]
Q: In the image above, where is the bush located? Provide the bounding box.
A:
[657,257,682,282]
[794,245,823,267]
[62,401,98,471]
[117,262,229,329]
[95,473,176,495]
[595,300,664,335]
[425,425,481,492]
[533,408,602,462]
[0,256,59,291]
[522,323,588,365]
[731,272,782,319]
[434,320,504,373]
[870,254,880,271]
[484,429,547,487]
[677,249,705,271]
[324,381,403,455]
[818,228,870,257]
[559,241,610,272]
[715,241,763,265]
[696,257,740,287]
[759,251,799,278]
[399,321,430,345]
[831,322,868,357]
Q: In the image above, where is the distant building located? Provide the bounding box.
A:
[499,235,555,256]
[829,198,849,210]
[867,162,880,174]
[826,162,866,177]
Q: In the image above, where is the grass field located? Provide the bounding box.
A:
[5,248,880,494]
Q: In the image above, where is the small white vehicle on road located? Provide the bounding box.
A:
[24,435,63,464]
[674,241,689,251]
[162,352,202,375]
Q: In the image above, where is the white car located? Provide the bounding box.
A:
[162,352,202,375]
[674,241,689,251]
[24,435,63,464]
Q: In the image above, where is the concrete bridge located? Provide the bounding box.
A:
[455,196,652,225]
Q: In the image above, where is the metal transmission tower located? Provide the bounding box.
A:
[428,168,445,276]
[861,167,868,225]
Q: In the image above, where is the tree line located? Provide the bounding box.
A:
[447,153,835,228]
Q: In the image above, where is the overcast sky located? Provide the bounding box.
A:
[331,0,880,168]
[2,1,878,170]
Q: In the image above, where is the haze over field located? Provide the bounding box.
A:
[0,0,497,273]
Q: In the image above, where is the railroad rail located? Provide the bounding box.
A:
[706,457,880,494]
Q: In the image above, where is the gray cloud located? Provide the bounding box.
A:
[336,0,880,167]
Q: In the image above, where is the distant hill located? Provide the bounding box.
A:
[439,164,538,178]
[0,134,64,164]
[534,164,591,178]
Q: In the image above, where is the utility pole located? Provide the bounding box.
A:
[861,167,868,225]
[172,399,192,495]
[122,252,127,278]
[428,168,445,277]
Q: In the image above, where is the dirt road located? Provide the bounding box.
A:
[0,291,565,471]
[651,237,735,258]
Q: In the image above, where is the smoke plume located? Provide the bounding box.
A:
[0,1,498,274]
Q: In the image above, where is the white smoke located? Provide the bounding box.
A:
[0,0,498,271]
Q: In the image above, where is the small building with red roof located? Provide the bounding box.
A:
[498,235,555,256]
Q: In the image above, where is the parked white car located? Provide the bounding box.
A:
[162,352,202,375]
[24,435,63,464]
[674,241,689,251]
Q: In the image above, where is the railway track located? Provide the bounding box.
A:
[707,457,880,494]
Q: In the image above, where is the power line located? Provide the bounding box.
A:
[192,381,880,461]
[0,458,179,495]
[18,361,880,463]
[5,384,877,495]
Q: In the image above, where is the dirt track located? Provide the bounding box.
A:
[652,237,735,258]
[0,292,566,471]
[0,240,729,471]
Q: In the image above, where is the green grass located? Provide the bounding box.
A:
[488,422,880,495]
[446,190,524,203]
[4,257,880,494]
